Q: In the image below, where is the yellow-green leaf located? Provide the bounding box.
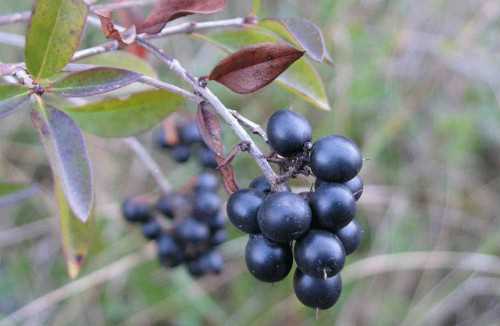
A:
[195,28,331,110]
[25,0,88,80]
[252,0,262,16]
[77,51,157,78]
[260,18,333,64]
[56,180,95,278]
[0,83,30,119]
[62,89,184,137]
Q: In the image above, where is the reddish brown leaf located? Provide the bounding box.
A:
[96,10,136,47]
[208,43,305,94]
[196,102,239,194]
[116,5,149,58]
[138,0,226,34]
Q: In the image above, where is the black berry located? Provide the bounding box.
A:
[122,197,151,223]
[245,234,293,282]
[193,191,221,220]
[293,269,342,310]
[210,229,227,247]
[156,193,190,219]
[267,109,312,157]
[175,217,210,245]
[294,230,345,278]
[198,146,218,169]
[227,189,265,234]
[335,219,363,255]
[208,211,225,230]
[194,172,219,192]
[179,121,202,145]
[257,192,312,243]
[170,144,191,163]
[310,184,356,230]
[142,219,162,240]
[152,127,171,149]
[310,135,362,183]
[157,234,184,267]
[249,175,272,194]
[344,176,364,201]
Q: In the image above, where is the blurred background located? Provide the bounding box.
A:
[1,0,500,325]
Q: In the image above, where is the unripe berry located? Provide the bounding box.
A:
[310,135,362,183]
[310,184,356,230]
[245,234,293,282]
[266,109,312,157]
[293,269,342,310]
[227,189,265,234]
[294,230,345,278]
[257,192,312,243]
[335,219,363,255]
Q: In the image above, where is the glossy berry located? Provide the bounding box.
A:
[335,220,363,255]
[170,144,191,163]
[198,146,218,169]
[344,176,364,201]
[267,109,312,157]
[257,192,312,243]
[175,218,210,245]
[210,229,227,247]
[179,121,202,145]
[316,175,364,201]
[294,230,345,278]
[156,193,190,219]
[249,175,272,194]
[205,250,224,274]
[293,269,342,310]
[122,197,151,223]
[245,234,293,282]
[310,135,362,183]
[310,184,356,230]
[193,191,221,219]
[142,219,162,240]
[194,172,219,192]
[157,234,184,267]
[249,176,290,195]
[187,257,206,278]
[227,189,265,234]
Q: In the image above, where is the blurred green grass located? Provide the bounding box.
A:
[1,0,500,325]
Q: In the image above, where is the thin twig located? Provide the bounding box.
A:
[123,138,172,194]
[229,109,268,143]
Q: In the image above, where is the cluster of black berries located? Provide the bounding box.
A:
[227,109,364,310]
[122,172,227,278]
[153,118,217,168]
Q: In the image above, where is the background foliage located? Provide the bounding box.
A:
[1,0,500,325]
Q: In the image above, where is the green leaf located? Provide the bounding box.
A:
[51,67,141,97]
[0,84,30,119]
[260,18,333,63]
[32,98,94,222]
[62,89,184,137]
[0,182,38,207]
[25,0,88,80]
[0,182,29,197]
[195,28,331,110]
[77,51,157,78]
[56,180,95,278]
